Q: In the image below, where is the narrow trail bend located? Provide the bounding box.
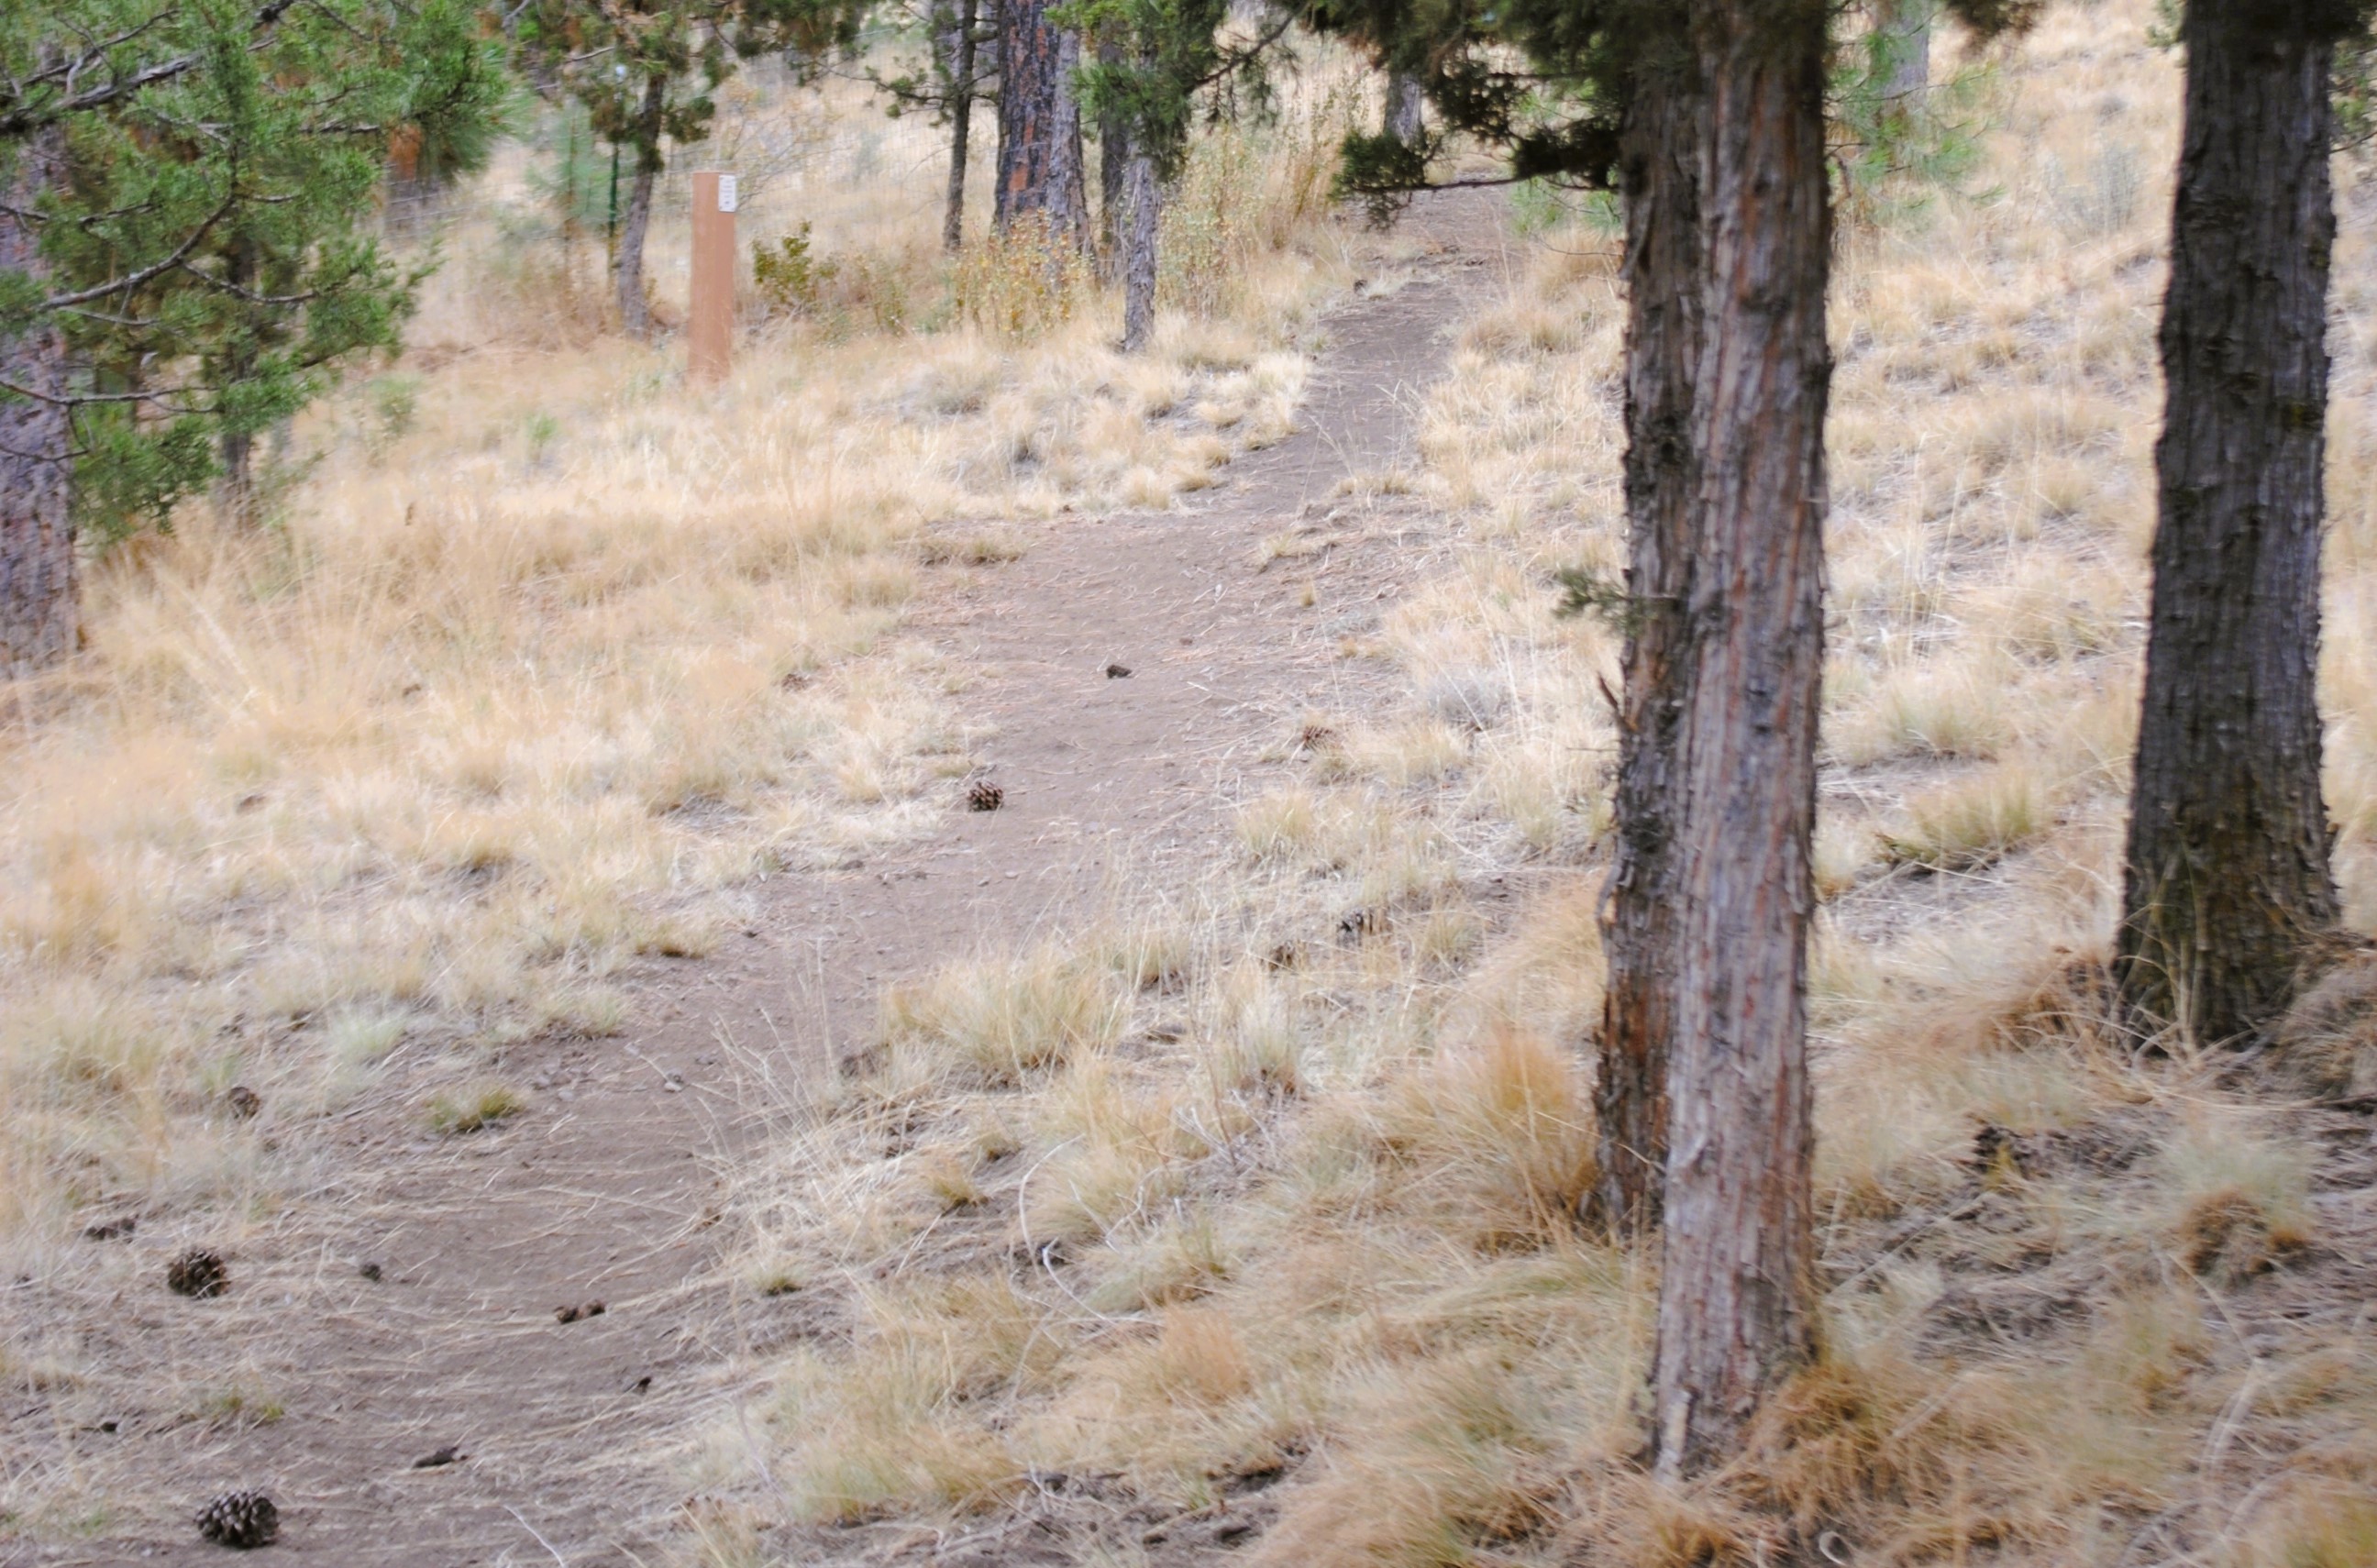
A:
[18,190,1505,1568]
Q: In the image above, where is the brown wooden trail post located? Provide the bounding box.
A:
[690,170,736,383]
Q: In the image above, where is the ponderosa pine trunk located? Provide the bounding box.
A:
[1593,26,1705,1238]
[1651,0,1830,1479]
[944,0,980,252]
[1120,139,1159,352]
[0,126,76,678]
[1383,67,1424,144]
[994,0,1088,248]
[2118,3,2340,1046]
[614,76,666,338]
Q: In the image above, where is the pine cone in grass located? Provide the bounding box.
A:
[167,1247,228,1298]
[195,1489,279,1549]
[967,779,1003,812]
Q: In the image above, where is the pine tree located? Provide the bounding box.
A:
[870,0,994,251]
[0,0,509,671]
[1068,0,1271,350]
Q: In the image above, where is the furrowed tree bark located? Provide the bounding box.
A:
[1651,0,1830,1479]
[1120,136,1158,352]
[994,0,1088,248]
[1,127,76,678]
[1593,27,1705,1239]
[944,0,980,252]
[614,75,666,338]
[1383,66,1423,144]
[2118,3,2340,1045]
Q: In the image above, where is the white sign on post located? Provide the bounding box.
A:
[717,174,738,214]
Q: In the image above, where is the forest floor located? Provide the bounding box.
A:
[1,188,1507,1568]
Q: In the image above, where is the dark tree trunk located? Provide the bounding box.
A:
[994,0,1087,248]
[614,76,666,338]
[944,0,980,252]
[1877,0,1930,101]
[1383,67,1424,144]
[1098,37,1128,274]
[218,237,259,525]
[1593,28,1705,1239]
[0,126,76,678]
[1651,0,1830,1480]
[2119,6,2340,1046]
[1121,142,1159,352]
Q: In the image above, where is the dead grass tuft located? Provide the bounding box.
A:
[424,1080,526,1135]
[878,946,1132,1086]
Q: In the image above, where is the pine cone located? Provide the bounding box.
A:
[167,1247,228,1298]
[967,780,1003,812]
[194,1489,278,1549]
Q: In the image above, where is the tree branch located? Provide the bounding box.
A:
[0,0,300,138]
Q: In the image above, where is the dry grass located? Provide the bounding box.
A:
[697,7,2377,1565]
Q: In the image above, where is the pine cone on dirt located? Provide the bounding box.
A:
[967,780,1003,812]
[167,1247,228,1298]
[194,1489,279,1549]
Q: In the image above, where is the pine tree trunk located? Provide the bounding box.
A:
[0,126,76,678]
[994,0,1088,248]
[218,237,259,526]
[1121,143,1159,352]
[944,0,980,253]
[1098,38,1128,275]
[1651,0,1830,1479]
[2119,6,2339,1046]
[1877,0,1930,101]
[614,77,666,338]
[1384,67,1424,144]
[1594,29,1704,1238]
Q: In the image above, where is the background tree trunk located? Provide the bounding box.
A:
[1876,0,1930,101]
[1651,0,1830,1480]
[1383,67,1424,144]
[944,0,980,252]
[994,0,1088,248]
[614,77,666,338]
[0,126,77,678]
[1121,140,1159,351]
[1098,37,1128,274]
[2119,6,2339,1045]
[1594,31,1705,1239]
[217,237,259,525]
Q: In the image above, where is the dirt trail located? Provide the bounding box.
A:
[10,190,1505,1568]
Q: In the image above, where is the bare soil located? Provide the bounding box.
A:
[2,190,1508,1567]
